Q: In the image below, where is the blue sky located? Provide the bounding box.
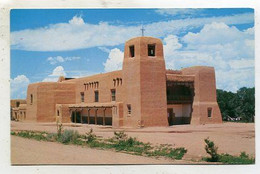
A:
[10,9,255,99]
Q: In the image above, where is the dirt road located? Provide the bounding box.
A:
[11,136,179,165]
[11,122,255,164]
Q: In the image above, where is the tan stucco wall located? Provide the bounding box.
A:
[182,66,222,124]
[27,82,75,122]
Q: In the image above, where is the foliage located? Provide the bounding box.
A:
[57,129,79,144]
[85,128,96,143]
[14,130,48,141]
[111,131,187,159]
[148,144,187,160]
[204,138,219,162]
[46,133,57,142]
[113,131,128,141]
[203,138,255,164]
[111,131,151,154]
[217,87,255,122]
[219,152,255,164]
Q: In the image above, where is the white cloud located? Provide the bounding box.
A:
[98,47,110,53]
[103,48,124,72]
[11,13,253,51]
[155,9,203,16]
[69,16,85,25]
[50,66,66,76]
[67,70,98,78]
[11,75,30,99]
[182,22,253,47]
[42,77,59,82]
[163,22,254,92]
[229,59,254,69]
[42,66,66,82]
[47,56,80,65]
[216,69,254,92]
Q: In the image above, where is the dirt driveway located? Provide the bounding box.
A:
[11,136,179,165]
[11,122,255,164]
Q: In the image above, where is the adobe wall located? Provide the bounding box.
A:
[122,37,168,127]
[10,99,27,121]
[122,38,142,127]
[181,66,222,124]
[62,71,124,126]
[56,104,71,123]
[139,37,168,127]
[27,82,76,122]
[10,99,26,108]
[112,102,124,127]
[26,83,38,122]
[63,70,123,104]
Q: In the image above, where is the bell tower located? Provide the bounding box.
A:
[122,37,168,127]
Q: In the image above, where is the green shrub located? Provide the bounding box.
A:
[46,133,57,142]
[15,131,47,141]
[219,152,255,164]
[111,132,151,155]
[58,129,79,144]
[148,144,187,160]
[204,138,219,162]
[85,128,96,143]
[113,131,127,141]
[168,148,187,160]
[203,138,255,164]
[17,131,31,138]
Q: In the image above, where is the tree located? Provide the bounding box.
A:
[216,87,255,122]
[236,87,255,122]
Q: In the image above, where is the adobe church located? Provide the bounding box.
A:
[17,36,222,128]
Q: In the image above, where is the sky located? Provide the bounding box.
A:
[10,9,255,99]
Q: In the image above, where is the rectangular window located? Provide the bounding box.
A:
[127,104,131,115]
[95,91,99,102]
[30,94,33,104]
[148,44,155,56]
[129,45,135,57]
[111,89,116,101]
[80,92,84,102]
[16,102,20,107]
[208,108,212,118]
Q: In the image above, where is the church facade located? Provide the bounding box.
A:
[24,36,222,128]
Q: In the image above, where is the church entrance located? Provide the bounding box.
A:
[166,81,194,125]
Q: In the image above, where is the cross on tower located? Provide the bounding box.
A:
[141,25,145,36]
